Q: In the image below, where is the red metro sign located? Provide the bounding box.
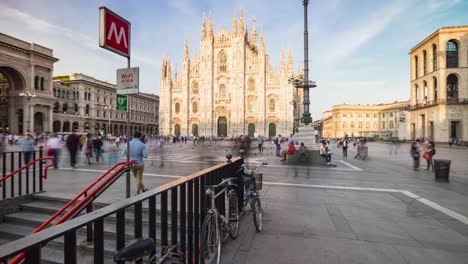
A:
[99,7,131,57]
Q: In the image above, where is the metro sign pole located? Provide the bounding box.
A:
[99,6,133,198]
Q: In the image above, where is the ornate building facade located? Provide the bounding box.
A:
[159,13,299,137]
[406,26,468,142]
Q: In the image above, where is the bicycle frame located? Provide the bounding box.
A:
[206,184,232,231]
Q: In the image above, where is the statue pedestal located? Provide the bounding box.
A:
[295,124,319,150]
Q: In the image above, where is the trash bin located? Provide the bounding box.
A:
[433,159,451,182]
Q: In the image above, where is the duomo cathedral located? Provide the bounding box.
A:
[159,12,302,137]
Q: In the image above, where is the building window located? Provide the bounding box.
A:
[373,113,377,118]
[350,121,355,128]
[432,44,437,71]
[373,122,378,129]
[97,110,100,118]
[423,81,428,102]
[350,113,354,118]
[343,122,347,129]
[175,102,180,114]
[414,55,418,78]
[342,114,346,118]
[415,84,419,104]
[389,121,394,129]
[389,112,393,117]
[446,40,458,68]
[433,77,438,100]
[423,50,427,75]
[66,91,70,100]
[53,102,60,112]
[447,74,458,101]
[382,113,385,118]
[358,113,362,118]
[358,122,362,128]
[366,113,370,118]
[192,102,198,113]
[74,103,78,112]
[219,84,227,98]
[382,122,385,129]
[63,103,68,112]
[97,96,100,102]
[218,51,227,72]
[85,104,90,116]
[192,82,199,95]
[248,79,255,92]
[269,99,275,112]
[366,122,370,128]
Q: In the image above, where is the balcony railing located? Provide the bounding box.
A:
[408,98,468,110]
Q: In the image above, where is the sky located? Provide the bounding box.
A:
[0,0,467,120]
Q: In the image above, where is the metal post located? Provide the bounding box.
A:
[302,0,311,125]
[126,57,131,198]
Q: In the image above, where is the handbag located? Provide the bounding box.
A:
[47,148,53,156]
[423,152,430,160]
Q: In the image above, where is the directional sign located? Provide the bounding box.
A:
[117,67,139,94]
[99,6,131,57]
[116,94,128,112]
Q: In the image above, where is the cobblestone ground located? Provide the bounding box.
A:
[2,140,468,263]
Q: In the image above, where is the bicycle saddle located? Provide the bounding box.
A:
[207,177,238,189]
[114,237,155,261]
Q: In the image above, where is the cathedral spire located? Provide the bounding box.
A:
[201,15,206,40]
[184,38,189,60]
[288,48,293,71]
[260,31,265,50]
[251,16,257,46]
[232,12,238,36]
[208,15,214,40]
[239,9,245,35]
[280,48,285,70]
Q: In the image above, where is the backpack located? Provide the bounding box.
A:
[431,149,436,156]
[274,137,279,145]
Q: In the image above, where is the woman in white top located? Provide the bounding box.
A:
[46,134,62,169]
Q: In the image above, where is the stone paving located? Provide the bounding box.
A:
[2,140,468,263]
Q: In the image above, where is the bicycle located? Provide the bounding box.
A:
[240,161,267,232]
[113,237,184,264]
[200,176,240,264]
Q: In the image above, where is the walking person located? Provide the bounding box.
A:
[8,133,14,146]
[342,138,348,157]
[93,135,103,163]
[275,135,281,157]
[257,135,264,153]
[85,134,94,165]
[410,142,421,170]
[16,132,35,164]
[423,141,436,171]
[46,134,62,169]
[66,129,80,168]
[121,131,148,195]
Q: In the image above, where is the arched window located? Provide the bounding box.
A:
[414,56,419,78]
[433,77,438,100]
[447,74,458,101]
[269,99,275,112]
[248,79,255,92]
[61,90,65,98]
[53,102,60,112]
[423,81,428,102]
[192,102,198,113]
[40,77,44,91]
[343,122,347,129]
[432,44,437,71]
[415,84,419,104]
[389,121,394,129]
[34,76,39,90]
[382,122,386,129]
[175,102,180,114]
[85,104,90,116]
[423,50,427,75]
[218,51,227,72]
[63,103,68,112]
[66,91,70,100]
[446,40,458,68]
[219,84,226,98]
[192,82,199,95]
[74,103,78,113]
[76,92,79,100]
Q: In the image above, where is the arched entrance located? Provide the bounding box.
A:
[447,74,459,101]
[0,67,26,134]
[72,122,79,131]
[217,117,227,137]
[33,112,45,134]
[63,121,70,132]
[248,123,255,137]
[192,124,199,136]
[268,123,276,137]
[174,124,181,136]
[53,120,61,133]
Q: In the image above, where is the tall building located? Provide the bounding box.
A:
[321,101,409,139]
[159,12,300,137]
[406,26,468,142]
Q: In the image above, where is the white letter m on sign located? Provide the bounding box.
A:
[107,22,128,48]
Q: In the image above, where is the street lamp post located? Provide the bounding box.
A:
[287,0,316,126]
[19,90,37,132]
[104,106,114,138]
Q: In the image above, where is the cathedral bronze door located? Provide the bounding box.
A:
[217,117,227,137]
[174,124,181,136]
[248,123,255,137]
[192,124,199,136]
[268,123,276,137]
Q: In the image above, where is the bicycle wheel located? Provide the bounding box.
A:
[252,195,263,232]
[200,210,221,264]
[228,189,239,239]
[160,253,184,264]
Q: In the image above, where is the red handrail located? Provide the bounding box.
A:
[0,158,55,184]
[10,160,136,264]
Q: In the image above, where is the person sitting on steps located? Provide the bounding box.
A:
[320,140,332,164]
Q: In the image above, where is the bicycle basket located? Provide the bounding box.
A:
[252,173,263,191]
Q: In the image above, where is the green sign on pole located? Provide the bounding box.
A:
[116,94,128,112]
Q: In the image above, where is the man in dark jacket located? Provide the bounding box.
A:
[66,130,81,168]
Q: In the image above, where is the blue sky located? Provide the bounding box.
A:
[0,0,466,119]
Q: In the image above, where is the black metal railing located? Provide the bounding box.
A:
[0,157,244,264]
[0,147,47,199]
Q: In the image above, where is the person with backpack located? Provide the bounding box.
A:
[423,141,436,171]
[410,142,421,170]
[274,135,281,157]
[342,138,348,157]
[92,135,103,163]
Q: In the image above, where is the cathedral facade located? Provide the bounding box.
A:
[159,12,300,138]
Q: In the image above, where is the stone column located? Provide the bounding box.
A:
[8,104,16,134]
[23,99,30,133]
[29,103,35,133]
[48,107,53,133]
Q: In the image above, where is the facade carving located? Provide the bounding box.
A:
[159,12,300,137]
